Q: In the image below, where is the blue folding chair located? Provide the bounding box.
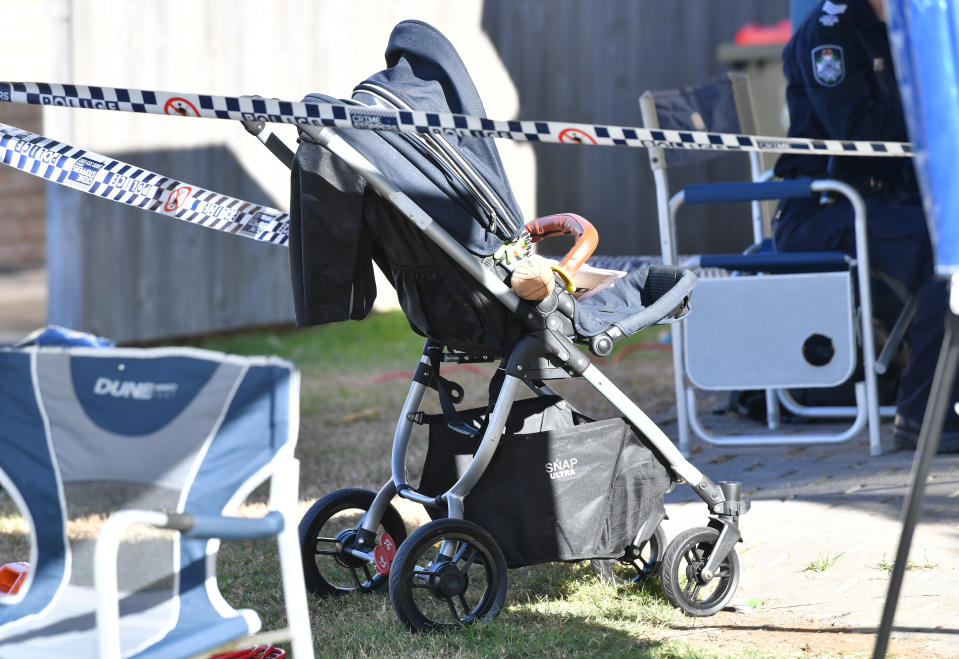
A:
[639,72,909,456]
[0,345,313,658]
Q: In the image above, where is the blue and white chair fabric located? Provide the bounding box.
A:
[0,345,313,658]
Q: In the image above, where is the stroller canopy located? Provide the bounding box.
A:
[360,19,526,245]
[290,20,525,352]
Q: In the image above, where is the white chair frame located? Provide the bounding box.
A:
[640,75,892,456]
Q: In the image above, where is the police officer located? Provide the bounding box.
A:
[773,0,958,451]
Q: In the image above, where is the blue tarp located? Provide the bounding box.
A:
[886,0,959,275]
[14,325,114,348]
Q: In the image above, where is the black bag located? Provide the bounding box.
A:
[418,396,671,568]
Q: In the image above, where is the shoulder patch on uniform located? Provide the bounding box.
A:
[812,44,845,86]
[819,1,847,26]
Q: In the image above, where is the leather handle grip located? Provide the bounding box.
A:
[524,213,598,279]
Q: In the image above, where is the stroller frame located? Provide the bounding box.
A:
[296,125,750,629]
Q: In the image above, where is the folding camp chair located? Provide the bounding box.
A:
[0,345,313,658]
[641,72,906,456]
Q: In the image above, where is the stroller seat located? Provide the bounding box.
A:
[574,263,692,340]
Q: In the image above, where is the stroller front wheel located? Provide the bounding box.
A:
[298,488,407,597]
[660,526,740,616]
[389,518,508,632]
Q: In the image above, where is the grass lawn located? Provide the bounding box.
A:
[0,313,763,657]
[198,314,750,658]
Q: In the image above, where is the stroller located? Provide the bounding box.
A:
[287,20,749,632]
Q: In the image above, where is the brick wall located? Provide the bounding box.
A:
[0,104,45,269]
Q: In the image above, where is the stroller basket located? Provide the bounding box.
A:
[419,396,671,567]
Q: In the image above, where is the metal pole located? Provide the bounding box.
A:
[873,274,959,657]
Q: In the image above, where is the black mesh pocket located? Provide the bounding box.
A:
[419,396,671,567]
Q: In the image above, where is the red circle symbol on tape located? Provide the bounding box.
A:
[164,186,192,211]
[558,128,597,145]
[164,97,200,117]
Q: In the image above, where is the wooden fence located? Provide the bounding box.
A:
[482,0,790,256]
[27,0,790,341]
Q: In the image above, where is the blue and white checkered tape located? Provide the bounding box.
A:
[0,123,290,246]
[0,81,913,157]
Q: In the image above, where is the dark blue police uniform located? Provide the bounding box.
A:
[772,0,956,447]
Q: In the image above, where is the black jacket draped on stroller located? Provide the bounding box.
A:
[291,20,749,632]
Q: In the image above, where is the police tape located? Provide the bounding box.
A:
[0,123,290,246]
[0,81,914,158]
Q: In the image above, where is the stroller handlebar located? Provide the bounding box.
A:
[525,214,599,288]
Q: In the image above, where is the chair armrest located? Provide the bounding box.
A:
[683,178,815,204]
[165,511,285,540]
[692,251,852,273]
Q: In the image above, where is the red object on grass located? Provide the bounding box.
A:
[734,18,791,46]
[0,562,29,596]
[211,645,285,659]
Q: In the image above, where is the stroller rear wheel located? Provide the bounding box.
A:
[660,526,740,616]
[298,488,407,597]
[389,518,507,632]
[591,523,667,585]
